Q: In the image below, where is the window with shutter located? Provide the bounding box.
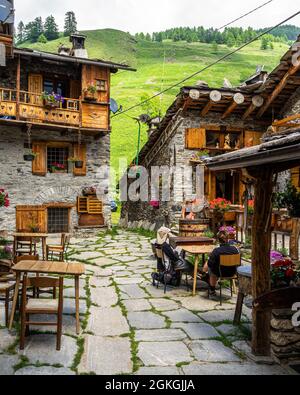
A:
[32,142,47,176]
[16,205,47,232]
[28,74,43,105]
[185,128,206,149]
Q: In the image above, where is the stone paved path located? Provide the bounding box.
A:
[0,230,294,375]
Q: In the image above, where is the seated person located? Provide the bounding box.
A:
[156,227,194,274]
[203,230,240,296]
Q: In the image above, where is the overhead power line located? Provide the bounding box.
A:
[112,10,300,119]
[217,0,274,31]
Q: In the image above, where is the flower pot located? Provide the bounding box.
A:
[84,92,97,102]
[43,100,60,109]
[75,161,83,169]
[24,154,35,162]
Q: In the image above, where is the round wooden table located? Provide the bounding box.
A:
[181,244,215,296]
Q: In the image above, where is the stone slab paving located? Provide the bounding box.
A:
[127,312,166,329]
[189,340,241,362]
[88,307,129,336]
[172,323,220,340]
[138,341,193,366]
[20,335,77,366]
[123,299,152,312]
[78,335,132,375]
[0,230,293,376]
[135,329,187,342]
[15,366,75,375]
[163,309,202,323]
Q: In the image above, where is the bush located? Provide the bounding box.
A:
[38,34,47,44]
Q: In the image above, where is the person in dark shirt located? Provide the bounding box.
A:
[203,230,240,296]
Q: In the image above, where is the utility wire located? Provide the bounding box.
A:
[217,0,274,30]
[112,10,300,119]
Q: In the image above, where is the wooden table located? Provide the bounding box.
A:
[234,266,252,325]
[170,236,215,249]
[13,233,49,261]
[9,260,85,334]
[182,244,215,296]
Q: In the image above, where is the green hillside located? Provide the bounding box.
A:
[20,29,290,177]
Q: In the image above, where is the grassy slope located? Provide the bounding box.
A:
[20,30,289,178]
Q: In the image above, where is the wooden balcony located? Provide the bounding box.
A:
[0,87,109,134]
[0,88,80,128]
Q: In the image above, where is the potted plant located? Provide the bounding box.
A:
[68,157,83,169]
[50,162,66,173]
[0,189,9,208]
[274,181,300,218]
[209,198,231,234]
[84,82,98,101]
[219,225,236,240]
[29,221,40,233]
[42,92,64,109]
[270,253,300,289]
[24,150,39,162]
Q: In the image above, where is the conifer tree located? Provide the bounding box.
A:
[64,11,77,36]
[44,15,59,41]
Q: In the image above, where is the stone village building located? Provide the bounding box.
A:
[0,4,134,234]
[121,37,300,230]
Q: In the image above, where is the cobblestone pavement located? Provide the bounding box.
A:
[0,230,295,375]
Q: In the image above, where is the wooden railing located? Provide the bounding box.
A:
[0,87,81,127]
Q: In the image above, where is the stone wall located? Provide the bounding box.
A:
[120,110,267,231]
[271,309,300,363]
[0,125,111,233]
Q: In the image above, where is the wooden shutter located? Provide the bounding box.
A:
[73,143,87,176]
[70,80,81,99]
[185,128,206,149]
[244,131,263,147]
[16,205,47,232]
[28,74,43,105]
[32,142,47,176]
[77,197,103,214]
[291,167,300,190]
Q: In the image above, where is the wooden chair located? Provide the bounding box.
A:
[0,279,15,327]
[216,254,241,306]
[15,237,37,257]
[46,234,71,262]
[20,274,64,351]
[14,255,56,298]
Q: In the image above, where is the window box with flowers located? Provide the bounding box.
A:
[219,225,236,240]
[84,82,98,101]
[50,163,67,174]
[42,92,64,109]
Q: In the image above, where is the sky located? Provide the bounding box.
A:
[14,0,300,34]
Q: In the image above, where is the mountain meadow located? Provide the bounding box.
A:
[19,29,292,176]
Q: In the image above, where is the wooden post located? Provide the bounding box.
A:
[290,218,300,261]
[250,167,274,356]
[16,55,21,120]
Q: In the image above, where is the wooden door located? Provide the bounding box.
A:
[291,167,300,191]
[16,205,47,232]
[70,80,81,99]
[28,74,43,105]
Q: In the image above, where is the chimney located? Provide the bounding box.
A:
[70,32,88,59]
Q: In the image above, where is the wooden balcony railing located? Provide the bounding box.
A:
[0,87,81,128]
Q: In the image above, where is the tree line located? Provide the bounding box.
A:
[16,11,77,44]
[135,25,299,47]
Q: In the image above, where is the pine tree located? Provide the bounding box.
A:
[38,33,47,44]
[16,21,25,43]
[64,11,77,37]
[44,15,59,41]
[261,36,269,50]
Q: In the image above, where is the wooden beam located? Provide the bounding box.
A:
[242,103,256,120]
[16,55,21,121]
[248,167,274,356]
[273,113,300,127]
[221,101,238,119]
[201,100,214,116]
[257,59,300,118]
